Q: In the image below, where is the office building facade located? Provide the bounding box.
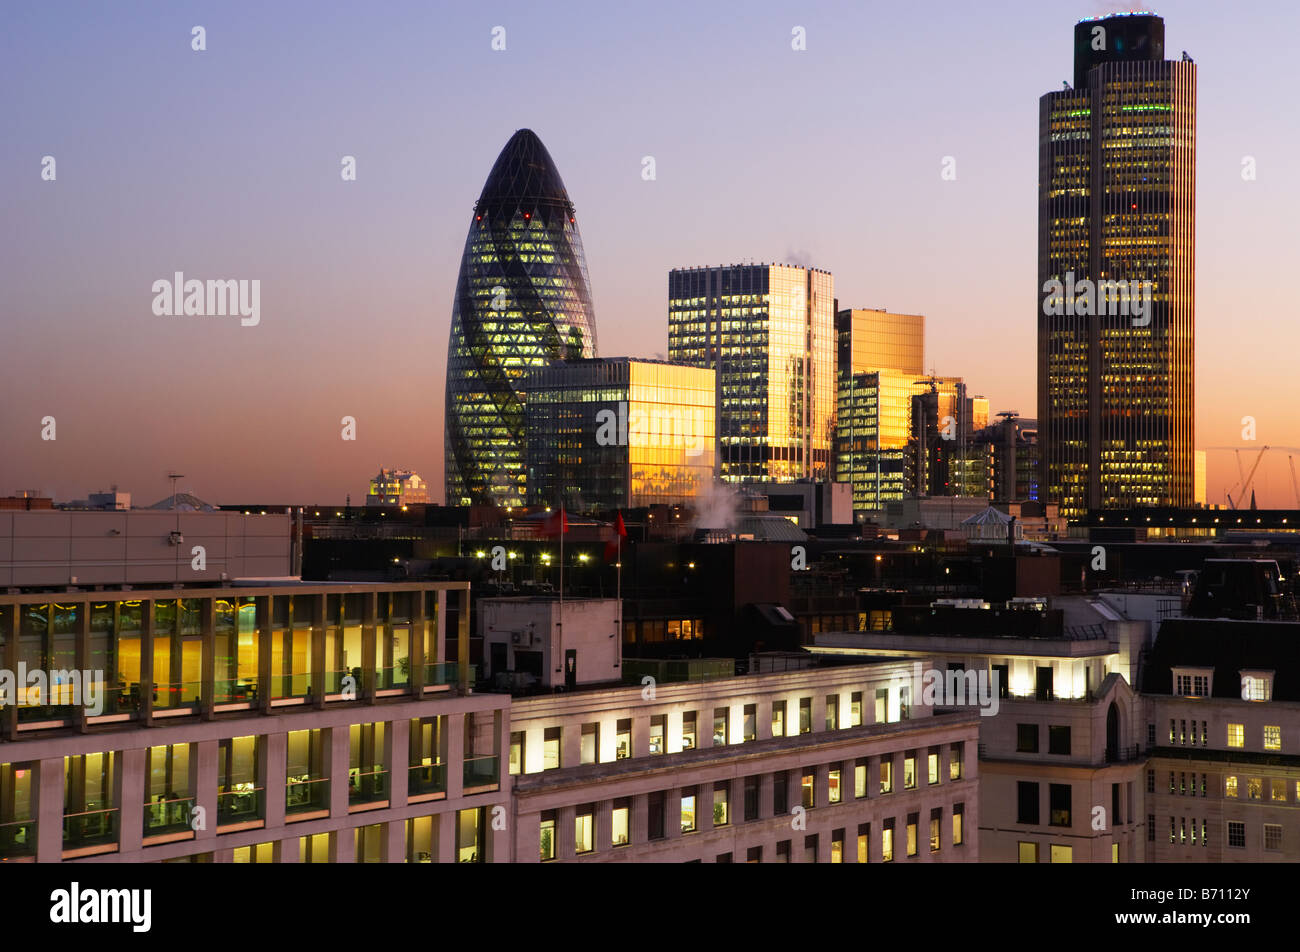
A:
[0,581,509,863]
[669,264,834,484]
[1037,13,1196,518]
[445,129,599,509]
[508,660,980,863]
[524,358,715,512]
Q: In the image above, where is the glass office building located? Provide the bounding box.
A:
[524,358,715,511]
[1038,13,1195,518]
[668,264,834,483]
[445,129,599,508]
[836,308,925,378]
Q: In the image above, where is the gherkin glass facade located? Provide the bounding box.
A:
[445,129,598,507]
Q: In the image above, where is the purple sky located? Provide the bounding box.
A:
[3,0,1298,508]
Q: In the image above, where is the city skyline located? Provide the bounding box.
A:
[4,1,1298,507]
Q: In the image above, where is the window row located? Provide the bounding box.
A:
[0,714,501,859]
[537,752,966,860]
[510,691,929,773]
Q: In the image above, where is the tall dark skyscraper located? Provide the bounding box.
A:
[445,129,598,508]
[1038,12,1195,518]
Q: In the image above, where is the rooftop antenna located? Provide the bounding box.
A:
[167,471,185,510]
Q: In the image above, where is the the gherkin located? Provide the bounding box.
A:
[444,129,598,508]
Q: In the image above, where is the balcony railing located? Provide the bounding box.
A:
[143,796,196,835]
[63,807,119,850]
[217,786,265,826]
[425,663,477,686]
[463,756,500,790]
[408,762,447,797]
[285,777,330,815]
[269,672,316,701]
[153,680,202,710]
[348,768,389,805]
[0,819,36,859]
[213,678,260,705]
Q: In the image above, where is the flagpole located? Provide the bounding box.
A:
[558,505,564,685]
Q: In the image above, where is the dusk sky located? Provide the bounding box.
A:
[3,0,1297,507]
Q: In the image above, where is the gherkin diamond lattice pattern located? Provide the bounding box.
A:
[444,129,598,508]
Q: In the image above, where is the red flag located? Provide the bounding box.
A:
[544,506,568,537]
[604,511,626,561]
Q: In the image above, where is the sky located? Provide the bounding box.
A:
[3,0,1298,508]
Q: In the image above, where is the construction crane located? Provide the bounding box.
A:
[1229,445,1269,510]
[1205,445,1300,508]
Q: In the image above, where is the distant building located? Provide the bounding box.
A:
[744,482,852,530]
[0,493,52,511]
[367,469,430,507]
[87,490,131,511]
[669,264,834,483]
[973,412,1040,503]
[524,358,715,512]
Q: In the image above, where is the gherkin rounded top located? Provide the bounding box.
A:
[475,129,575,215]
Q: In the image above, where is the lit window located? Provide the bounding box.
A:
[575,808,593,854]
[904,753,916,790]
[680,791,696,833]
[1273,780,1287,803]
[1049,844,1072,863]
[1225,776,1238,798]
[1018,841,1038,863]
[828,769,842,804]
[1227,723,1244,748]
[1242,672,1273,701]
[539,815,556,861]
[612,802,630,846]
[1264,726,1282,751]
[1248,778,1262,801]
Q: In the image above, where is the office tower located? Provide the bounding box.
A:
[445,129,599,509]
[907,379,983,498]
[524,358,716,511]
[973,413,1040,503]
[668,264,834,483]
[835,308,926,511]
[1038,12,1195,518]
[836,307,925,378]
